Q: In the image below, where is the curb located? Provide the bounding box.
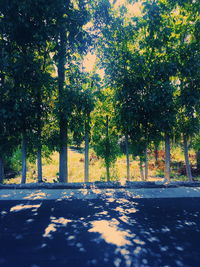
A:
[0,181,200,190]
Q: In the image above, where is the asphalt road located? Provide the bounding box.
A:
[0,191,200,267]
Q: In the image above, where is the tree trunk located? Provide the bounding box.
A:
[21,133,27,184]
[105,115,110,182]
[106,163,110,182]
[139,157,144,181]
[36,69,43,183]
[84,116,89,183]
[0,157,5,183]
[144,148,148,181]
[58,24,68,183]
[37,143,43,183]
[154,142,159,166]
[196,149,200,170]
[59,123,68,183]
[183,135,193,182]
[125,134,130,181]
[164,133,171,182]
[0,72,5,183]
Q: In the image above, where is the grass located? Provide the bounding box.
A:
[4,146,199,184]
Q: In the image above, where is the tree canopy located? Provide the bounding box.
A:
[0,0,199,183]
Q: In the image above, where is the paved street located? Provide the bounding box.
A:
[0,189,200,267]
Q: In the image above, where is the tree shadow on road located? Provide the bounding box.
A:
[0,191,200,267]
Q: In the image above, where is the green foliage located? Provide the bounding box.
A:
[9,148,22,173]
[191,135,200,151]
[92,131,119,166]
[91,88,120,179]
[0,0,199,183]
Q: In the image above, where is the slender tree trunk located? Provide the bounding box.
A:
[183,135,193,182]
[0,72,5,183]
[59,122,68,183]
[125,134,130,181]
[37,142,42,183]
[196,149,200,169]
[144,148,148,181]
[154,143,159,166]
[106,163,110,182]
[164,133,171,182]
[58,24,68,183]
[0,157,5,183]
[84,116,89,183]
[139,157,144,181]
[21,133,27,184]
[36,112,43,182]
[105,115,110,182]
[36,71,43,183]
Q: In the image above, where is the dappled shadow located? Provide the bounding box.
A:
[23,191,48,200]
[0,191,200,266]
[10,203,41,212]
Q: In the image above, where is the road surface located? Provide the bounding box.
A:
[0,188,200,267]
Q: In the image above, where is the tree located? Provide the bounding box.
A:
[174,1,200,181]
[96,1,174,181]
[81,73,100,183]
[0,74,18,182]
[0,0,56,183]
[91,88,120,181]
[50,0,91,183]
[67,68,98,183]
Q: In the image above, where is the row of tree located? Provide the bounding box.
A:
[0,0,98,183]
[0,0,199,184]
[94,0,200,182]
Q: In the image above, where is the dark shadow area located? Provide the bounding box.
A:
[0,193,200,267]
